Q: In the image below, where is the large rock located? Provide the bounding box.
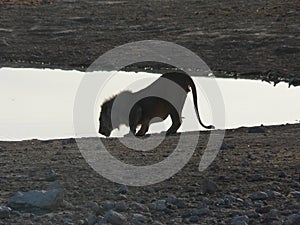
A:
[8,188,64,210]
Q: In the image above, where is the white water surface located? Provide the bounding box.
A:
[0,68,299,140]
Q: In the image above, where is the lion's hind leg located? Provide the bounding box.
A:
[166,110,182,135]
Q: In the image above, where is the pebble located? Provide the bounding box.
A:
[255,205,272,214]
[86,201,102,214]
[156,200,167,211]
[174,198,186,208]
[0,206,12,219]
[278,171,287,178]
[291,181,300,188]
[132,213,147,224]
[250,191,269,200]
[104,210,127,225]
[103,201,115,210]
[189,215,200,223]
[152,221,163,225]
[231,215,249,225]
[191,207,210,216]
[241,161,250,167]
[115,202,127,212]
[63,218,73,225]
[86,213,97,225]
[63,200,75,210]
[166,194,177,204]
[288,191,300,199]
[116,194,127,200]
[117,185,128,194]
[221,141,235,150]
[202,179,218,194]
[266,190,281,198]
[45,170,61,182]
[130,202,149,212]
[248,126,266,133]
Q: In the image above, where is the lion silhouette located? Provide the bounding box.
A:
[99,71,214,137]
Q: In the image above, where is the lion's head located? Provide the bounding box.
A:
[99,98,114,137]
[99,91,133,137]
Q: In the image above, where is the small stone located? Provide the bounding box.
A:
[291,181,300,188]
[181,210,191,218]
[221,142,235,150]
[156,200,166,211]
[45,170,61,182]
[215,199,225,206]
[103,201,115,210]
[231,215,249,225]
[174,198,186,208]
[55,150,62,155]
[247,174,265,182]
[166,194,177,204]
[136,196,150,204]
[48,180,63,190]
[255,206,271,214]
[86,213,97,225]
[0,206,12,219]
[276,15,283,22]
[191,208,210,216]
[152,221,163,225]
[133,213,147,224]
[241,161,250,167]
[278,171,286,178]
[189,215,199,223]
[250,191,268,200]
[116,194,127,200]
[288,191,300,199]
[147,202,156,210]
[285,213,300,225]
[63,218,73,225]
[144,187,155,193]
[202,179,218,194]
[63,200,75,210]
[130,202,149,212]
[266,190,281,198]
[248,126,266,133]
[86,201,102,214]
[77,220,85,225]
[115,202,127,212]
[104,210,127,225]
[117,185,128,194]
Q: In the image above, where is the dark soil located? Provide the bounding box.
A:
[0,0,300,82]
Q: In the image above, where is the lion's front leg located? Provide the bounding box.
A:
[129,104,142,135]
[136,121,150,136]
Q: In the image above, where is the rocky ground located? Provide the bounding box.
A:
[0,124,299,224]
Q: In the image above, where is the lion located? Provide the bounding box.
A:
[99,71,214,137]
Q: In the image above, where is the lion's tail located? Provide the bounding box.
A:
[189,77,214,129]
